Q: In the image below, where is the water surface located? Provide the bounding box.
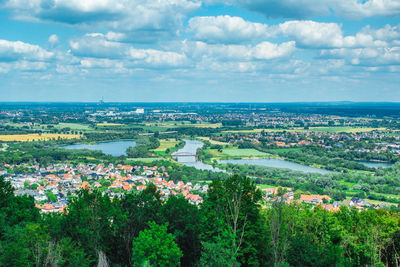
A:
[219,158,331,174]
[62,140,136,157]
[174,139,330,174]
[359,161,394,169]
[172,139,225,172]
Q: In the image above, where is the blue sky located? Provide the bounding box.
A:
[0,0,399,102]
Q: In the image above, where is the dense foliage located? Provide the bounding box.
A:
[1,175,400,266]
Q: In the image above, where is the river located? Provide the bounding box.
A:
[172,139,225,172]
[62,140,136,157]
[174,139,331,174]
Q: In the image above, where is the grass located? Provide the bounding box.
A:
[96,123,124,126]
[0,133,82,141]
[221,148,267,157]
[224,127,387,134]
[197,137,228,145]
[305,127,386,133]
[152,139,180,152]
[126,157,165,163]
[256,184,276,189]
[145,121,222,128]
[54,123,93,131]
[267,148,301,153]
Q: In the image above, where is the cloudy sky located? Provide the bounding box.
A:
[0,0,399,102]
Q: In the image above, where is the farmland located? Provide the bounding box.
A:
[223,127,386,134]
[221,148,268,158]
[0,133,83,141]
[151,139,180,154]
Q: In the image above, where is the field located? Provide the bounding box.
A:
[96,123,124,126]
[223,127,386,134]
[267,148,301,153]
[306,127,386,133]
[151,139,180,154]
[127,157,165,163]
[197,137,229,145]
[53,123,93,131]
[145,121,221,128]
[0,133,83,141]
[5,122,94,132]
[221,148,267,157]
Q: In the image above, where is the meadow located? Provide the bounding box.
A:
[197,137,229,145]
[223,127,386,134]
[151,139,180,154]
[0,133,82,141]
[221,148,267,157]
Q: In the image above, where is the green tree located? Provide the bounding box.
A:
[131,222,182,267]
[201,175,269,266]
[112,184,162,265]
[161,196,202,267]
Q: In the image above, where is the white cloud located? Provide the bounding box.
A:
[207,0,400,19]
[360,24,400,43]
[188,15,274,43]
[48,34,59,46]
[70,33,188,68]
[5,0,201,41]
[189,40,295,61]
[69,33,126,58]
[0,39,53,61]
[320,46,400,66]
[279,21,389,49]
[251,41,296,59]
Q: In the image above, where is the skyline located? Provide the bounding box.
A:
[0,0,400,102]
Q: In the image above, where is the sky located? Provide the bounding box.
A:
[0,0,399,102]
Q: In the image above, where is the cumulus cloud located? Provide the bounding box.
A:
[5,0,201,41]
[360,24,400,43]
[0,39,53,62]
[69,33,188,68]
[320,46,400,66]
[279,21,389,49]
[206,0,400,19]
[48,34,59,48]
[69,33,126,59]
[188,15,274,43]
[189,40,295,61]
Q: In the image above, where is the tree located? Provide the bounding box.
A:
[112,184,162,265]
[268,201,296,267]
[198,237,239,267]
[131,222,182,267]
[161,196,202,267]
[61,189,117,262]
[201,175,269,266]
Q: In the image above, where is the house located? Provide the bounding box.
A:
[300,194,331,204]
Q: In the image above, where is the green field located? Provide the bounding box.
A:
[54,123,93,131]
[256,184,276,189]
[267,148,301,153]
[306,127,386,133]
[223,127,386,134]
[221,148,267,157]
[126,157,165,163]
[153,139,179,151]
[145,121,221,128]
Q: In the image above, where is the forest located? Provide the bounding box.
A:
[1,175,400,267]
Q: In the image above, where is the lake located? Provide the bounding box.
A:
[359,161,394,169]
[174,139,330,174]
[62,140,136,157]
[219,158,331,174]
